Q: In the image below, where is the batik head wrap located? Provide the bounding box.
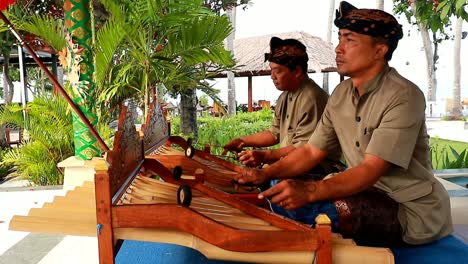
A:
[264,37,308,72]
[334,1,403,40]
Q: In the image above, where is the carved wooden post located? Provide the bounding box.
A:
[64,0,100,160]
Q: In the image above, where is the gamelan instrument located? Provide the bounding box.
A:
[9,100,395,264]
[2,11,393,263]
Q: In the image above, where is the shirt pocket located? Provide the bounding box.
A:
[359,126,374,148]
[387,181,433,203]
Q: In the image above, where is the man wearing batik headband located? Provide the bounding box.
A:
[224,37,334,170]
[235,1,452,247]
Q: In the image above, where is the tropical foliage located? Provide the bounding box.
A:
[93,0,235,121]
[394,0,468,33]
[171,108,273,155]
[0,148,15,182]
[0,0,237,184]
[430,137,468,169]
[0,95,74,185]
[0,94,112,185]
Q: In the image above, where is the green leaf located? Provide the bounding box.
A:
[456,0,467,11]
[449,146,460,159]
[465,149,468,167]
[440,4,451,19]
[436,0,448,12]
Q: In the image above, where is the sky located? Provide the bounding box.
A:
[4,0,467,112]
[208,0,468,109]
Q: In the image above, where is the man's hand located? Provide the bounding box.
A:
[238,150,267,167]
[224,138,245,153]
[234,167,268,185]
[259,179,316,210]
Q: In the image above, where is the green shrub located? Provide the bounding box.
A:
[0,148,16,182]
[443,147,468,169]
[0,96,74,185]
[0,95,113,186]
[171,108,273,155]
[430,138,468,169]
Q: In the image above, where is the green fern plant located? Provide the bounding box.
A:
[0,148,15,183]
[0,95,74,185]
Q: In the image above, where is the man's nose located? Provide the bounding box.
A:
[335,42,343,54]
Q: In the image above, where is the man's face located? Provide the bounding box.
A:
[335,29,383,77]
[269,62,300,91]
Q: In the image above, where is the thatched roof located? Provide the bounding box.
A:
[218,31,336,78]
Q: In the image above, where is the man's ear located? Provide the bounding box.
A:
[294,65,304,78]
[375,43,389,60]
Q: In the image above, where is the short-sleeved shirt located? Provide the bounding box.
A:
[308,65,453,244]
[270,77,329,148]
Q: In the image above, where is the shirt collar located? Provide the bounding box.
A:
[288,76,310,98]
[357,64,390,96]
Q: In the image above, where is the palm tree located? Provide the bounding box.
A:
[0,15,19,148]
[394,0,468,112]
[94,0,235,137]
[4,0,235,139]
[410,2,438,103]
[225,4,237,116]
[323,0,335,94]
[203,1,252,117]
[376,0,384,10]
[450,17,463,119]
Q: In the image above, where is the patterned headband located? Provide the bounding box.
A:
[264,37,308,69]
[334,1,403,40]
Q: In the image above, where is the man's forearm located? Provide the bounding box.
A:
[263,144,325,180]
[263,145,296,163]
[308,155,389,202]
[240,130,278,148]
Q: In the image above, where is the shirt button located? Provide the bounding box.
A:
[355,141,360,147]
[286,114,289,119]
[356,116,361,122]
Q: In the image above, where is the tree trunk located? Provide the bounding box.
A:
[422,27,437,102]
[2,53,14,103]
[322,0,335,94]
[411,3,437,102]
[450,17,463,119]
[226,5,237,116]
[376,0,384,10]
[1,53,15,148]
[180,88,198,137]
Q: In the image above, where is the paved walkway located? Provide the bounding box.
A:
[426,119,468,143]
[0,119,467,263]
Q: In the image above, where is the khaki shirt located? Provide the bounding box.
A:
[270,77,329,148]
[308,65,453,244]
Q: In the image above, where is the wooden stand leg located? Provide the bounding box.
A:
[315,214,332,264]
[95,168,115,264]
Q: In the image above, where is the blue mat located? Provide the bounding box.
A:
[116,235,468,264]
[391,235,468,264]
[115,241,242,264]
